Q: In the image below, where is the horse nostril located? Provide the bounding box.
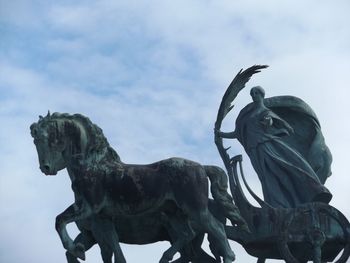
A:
[43,164,50,171]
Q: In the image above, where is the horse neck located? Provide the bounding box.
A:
[61,119,89,167]
[64,118,117,167]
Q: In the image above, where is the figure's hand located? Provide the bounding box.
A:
[214,129,221,144]
[214,128,223,142]
[260,115,273,127]
[214,128,221,136]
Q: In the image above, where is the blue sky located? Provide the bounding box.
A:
[1,1,350,262]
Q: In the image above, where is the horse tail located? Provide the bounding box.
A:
[204,165,248,227]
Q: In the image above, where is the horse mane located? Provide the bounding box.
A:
[40,112,122,163]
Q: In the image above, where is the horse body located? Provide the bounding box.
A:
[91,158,209,217]
[31,113,237,263]
[70,155,210,222]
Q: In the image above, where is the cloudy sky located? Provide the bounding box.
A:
[1,0,349,262]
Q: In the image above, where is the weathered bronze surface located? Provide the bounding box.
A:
[31,65,349,262]
[214,65,349,263]
[218,86,332,208]
[30,112,246,263]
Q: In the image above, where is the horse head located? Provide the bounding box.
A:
[30,112,117,176]
[30,112,76,175]
[30,111,67,175]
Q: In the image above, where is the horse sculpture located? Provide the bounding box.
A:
[64,174,242,263]
[30,112,247,263]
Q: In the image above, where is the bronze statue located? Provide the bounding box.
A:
[217,85,332,208]
[30,112,246,263]
[30,65,349,263]
[214,65,349,263]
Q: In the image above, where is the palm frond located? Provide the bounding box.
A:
[215,64,268,129]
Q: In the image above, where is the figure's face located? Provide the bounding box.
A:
[250,88,264,103]
[30,121,66,175]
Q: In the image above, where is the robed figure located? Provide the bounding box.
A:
[218,86,332,208]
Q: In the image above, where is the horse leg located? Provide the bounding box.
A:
[162,228,190,263]
[198,209,235,263]
[187,234,218,263]
[208,233,223,262]
[66,231,96,263]
[169,230,217,263]
[91,217,126,263]
[100,248,113,263]
[172,234,200,263]
[159,230,195,263]
[159,212,197,263]
[167,234,208,263]
[170,213,218,263]
[56,203,94,259]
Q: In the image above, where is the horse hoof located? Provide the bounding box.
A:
[72,243,86,260]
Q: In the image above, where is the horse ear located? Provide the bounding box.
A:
[39,115,43,120]
[47,110,51,118]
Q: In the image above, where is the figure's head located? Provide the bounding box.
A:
[30,111,67,175]
[250,86,265,103]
